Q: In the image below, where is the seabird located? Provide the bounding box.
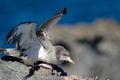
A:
[0,8,74,79]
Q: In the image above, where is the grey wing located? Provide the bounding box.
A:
[6,22,40,49]
[37,8,67,39]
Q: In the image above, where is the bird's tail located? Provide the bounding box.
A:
[0,48,32,66]
[0,48,20,57]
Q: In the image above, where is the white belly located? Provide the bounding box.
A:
[38,46,57,64]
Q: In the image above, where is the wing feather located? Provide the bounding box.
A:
[37,8,67,38]
[6,22,40,49]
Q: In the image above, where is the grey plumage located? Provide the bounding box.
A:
[0,8,75,79]
[1,8,74,66]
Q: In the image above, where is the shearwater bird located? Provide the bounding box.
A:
[0,8,74,79]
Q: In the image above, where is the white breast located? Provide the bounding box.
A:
[38,46,57,64]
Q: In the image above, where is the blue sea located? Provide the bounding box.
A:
[0,0,120,56]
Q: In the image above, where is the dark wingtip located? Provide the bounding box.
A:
[56,8,67,15]
[62,8,67,14]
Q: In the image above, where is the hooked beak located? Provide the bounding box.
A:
[67,57,75,64]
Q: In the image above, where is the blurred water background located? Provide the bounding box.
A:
[1,0,120,80]
[0,0,120,47]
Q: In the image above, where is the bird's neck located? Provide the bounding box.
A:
[40,39,54,50]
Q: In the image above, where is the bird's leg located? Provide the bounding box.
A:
[51,64,67,76]
[31,61,67,76]
[23,65,40,80]
[23,66,35,80]
[37,62,67,76]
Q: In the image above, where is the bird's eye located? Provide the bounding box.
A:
[63,54,67,56]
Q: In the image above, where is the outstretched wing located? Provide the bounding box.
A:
[6,22,40,49]
[37,8,67,40]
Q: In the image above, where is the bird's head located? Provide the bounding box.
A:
[56,46,75,64]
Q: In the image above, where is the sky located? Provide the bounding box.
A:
[0,0,120,52]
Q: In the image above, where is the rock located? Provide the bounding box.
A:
[50,19,120,80]
[0,59,61,80]
[0,59,97,80]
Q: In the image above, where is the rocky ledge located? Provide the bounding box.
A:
[0,59,97,80]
